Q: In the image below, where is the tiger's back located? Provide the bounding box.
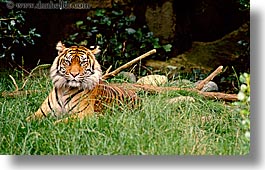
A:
[94,82,139,113]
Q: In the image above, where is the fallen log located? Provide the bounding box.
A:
[102,49,156,80]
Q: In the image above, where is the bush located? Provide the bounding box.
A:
[0,10,41,60]
[64,4,171,70]
[233,73,250,140]
[238,0,250,10]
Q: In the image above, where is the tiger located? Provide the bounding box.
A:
[26,42,138,123]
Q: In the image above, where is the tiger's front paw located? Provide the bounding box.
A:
[26,116,31,122]
[26,115,35,122]
[54,117,70,125]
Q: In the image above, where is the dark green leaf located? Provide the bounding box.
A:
[112,10,123,16]
[125,28,136,35]
[95,9,106,17]
[162,44,172,52]
[76,21,83,27]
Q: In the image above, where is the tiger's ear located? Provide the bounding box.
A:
[91,46,101,55]
[56,41,66,55]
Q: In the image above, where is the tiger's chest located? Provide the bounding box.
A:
[52,87,95,115]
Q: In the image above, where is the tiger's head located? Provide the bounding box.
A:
[50,41,102,90]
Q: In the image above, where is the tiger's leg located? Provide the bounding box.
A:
[54,99,95,124]
[26,98,49,121]
[26,90,58,121]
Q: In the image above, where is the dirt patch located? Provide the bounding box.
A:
[145,22,250,74]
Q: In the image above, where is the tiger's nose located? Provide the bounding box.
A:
[70,72,79,78]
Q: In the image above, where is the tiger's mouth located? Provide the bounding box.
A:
[61,73,100,90]
[52,71,100,90]
[66,79,82,88]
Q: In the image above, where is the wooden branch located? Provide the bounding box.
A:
[97,65,239,101]
[2,90,42,98]
[198,91,238,101]
[104,65,112,75]
[17,64,30,75]
[9,75,19,91]
[129,84,238,101]
[196,66,223,90]
[2,64,51,97]
[20,64,51,90]
[102,49,156,80]
[0,18,17,21]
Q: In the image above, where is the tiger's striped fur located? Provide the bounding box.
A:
[26,43,138,122]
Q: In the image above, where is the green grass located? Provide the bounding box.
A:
[0,69,250,155]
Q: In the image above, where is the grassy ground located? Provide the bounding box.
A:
[0,69,249,155]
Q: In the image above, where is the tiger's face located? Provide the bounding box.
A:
[50,44,102,90]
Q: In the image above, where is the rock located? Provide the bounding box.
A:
[118,72,137,83]
[195,81,218,92]
[137,75,168,86]
[166,65,177,70]
[167,96,195,104]
[202,81,218,92]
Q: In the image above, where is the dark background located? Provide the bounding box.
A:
[0,0,249,68]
